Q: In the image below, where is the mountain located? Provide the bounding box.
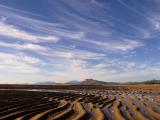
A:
[35,79,160,85]
[141,79,160,84]
[68,79,160,85]
[67,80,80,84]
[78,79,106,85]
[126,79,160,84]
[36,81,56,85]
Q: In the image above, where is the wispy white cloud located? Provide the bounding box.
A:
[149,15,160,31]
[0,3,144,53]
[0,5,86,41]
[112,40,143,51]
[0,40,105,60]
[40,48,106,60]
[0,21,59,43]
[0,52,40,74]
[0,52,40,64]
[82,39,143,52]
[0,41,48,51]
[117,0,148,19]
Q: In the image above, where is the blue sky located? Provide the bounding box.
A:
[0,0,160,83]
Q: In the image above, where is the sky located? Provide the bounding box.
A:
[0,0,160,84]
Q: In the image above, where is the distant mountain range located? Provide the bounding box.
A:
[67,79,160,85]
[35,79,160,85]
[66,79,116,85]
[36,81,56,85]
[129,79,160,84]
[76,79,106,85]
[67,80,80,84]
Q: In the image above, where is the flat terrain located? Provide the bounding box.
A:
[0,84,159,120]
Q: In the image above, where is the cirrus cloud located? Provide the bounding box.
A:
[0,21,59,43]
